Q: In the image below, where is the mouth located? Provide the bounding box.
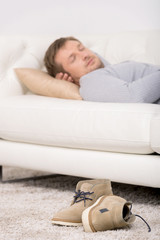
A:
[87,58,94,66]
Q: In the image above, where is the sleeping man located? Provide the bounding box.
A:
[44,37,160,104]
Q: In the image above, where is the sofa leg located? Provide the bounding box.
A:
[0,165,62,183]
[0,166,2,182]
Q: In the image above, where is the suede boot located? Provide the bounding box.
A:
[82,195,136,232]
[52,179,113,226]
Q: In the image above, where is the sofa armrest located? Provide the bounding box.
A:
[151,116,160,154]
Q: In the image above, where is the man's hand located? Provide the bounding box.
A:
[56,72,74,83]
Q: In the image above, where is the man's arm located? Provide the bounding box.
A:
[79,69,160,103]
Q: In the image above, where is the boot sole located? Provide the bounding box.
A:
[82,195,105,232]
[52,219,83,227]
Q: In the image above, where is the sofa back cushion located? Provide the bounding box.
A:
[0,38,41,97]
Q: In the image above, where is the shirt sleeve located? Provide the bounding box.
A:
[79,68,160,103]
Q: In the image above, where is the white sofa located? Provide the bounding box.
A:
[0,31,160,187]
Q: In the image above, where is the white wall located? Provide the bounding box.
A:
[0,0,160,35]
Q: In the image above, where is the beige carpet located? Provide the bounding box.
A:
[0,166,160,240]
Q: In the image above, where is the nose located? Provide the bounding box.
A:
[79,50,89,61]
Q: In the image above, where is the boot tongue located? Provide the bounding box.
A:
[80,183,93,192]
[71,183,94,206]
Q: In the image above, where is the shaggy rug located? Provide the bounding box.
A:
[0,166,160,240]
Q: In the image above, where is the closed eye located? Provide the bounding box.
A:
[69,54,76,63]
[79,44,85,51]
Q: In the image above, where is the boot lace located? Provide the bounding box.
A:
[73,190,94,206]
[135,214,151,232]
[129,204,151,232]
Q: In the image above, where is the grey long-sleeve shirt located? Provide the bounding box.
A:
[79,55,160,104]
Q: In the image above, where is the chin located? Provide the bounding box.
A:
[95,56,103,65]
[92,61,102,71]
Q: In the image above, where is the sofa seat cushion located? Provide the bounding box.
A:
[0,95,160,154]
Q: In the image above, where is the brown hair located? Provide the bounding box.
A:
[44,36,80,77]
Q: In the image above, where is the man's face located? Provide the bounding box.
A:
[55,40,103,85]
